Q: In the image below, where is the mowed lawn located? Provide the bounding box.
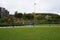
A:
[34,24,60,27]
[0,24,60,40]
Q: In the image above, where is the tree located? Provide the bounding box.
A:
[14,11,23,18]
[9,18,14,22]
[23,13,26,20]
[17,13,23,18]
[14,11,18,18]
[3,17,8,23]
[25,14,34,20]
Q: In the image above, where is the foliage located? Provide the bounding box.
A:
[14,11,23,18]
[0,12,60,26]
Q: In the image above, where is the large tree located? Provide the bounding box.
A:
[14,11,23,18]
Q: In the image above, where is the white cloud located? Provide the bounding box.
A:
[0,0,60,15]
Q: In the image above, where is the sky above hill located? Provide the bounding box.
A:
[0,0,60,15]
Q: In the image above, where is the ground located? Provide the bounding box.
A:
[0,24,60,40]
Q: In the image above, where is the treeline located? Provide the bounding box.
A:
[0,11,60,26]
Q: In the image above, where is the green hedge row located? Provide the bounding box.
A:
[0,22,24,27]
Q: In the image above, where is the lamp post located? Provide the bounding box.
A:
[33,2,36,25]
[34,3,36,12]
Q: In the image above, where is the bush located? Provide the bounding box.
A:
[0,22,24,27]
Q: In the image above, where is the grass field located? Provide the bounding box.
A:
[0,24,60,40]
[34,24,60,27]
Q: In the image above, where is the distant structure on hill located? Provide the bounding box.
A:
[0,7,9,18]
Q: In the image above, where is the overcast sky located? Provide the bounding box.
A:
[0,0,60,15]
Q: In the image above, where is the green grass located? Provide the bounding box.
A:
[0,27,60,40]
[34,24,60,27]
